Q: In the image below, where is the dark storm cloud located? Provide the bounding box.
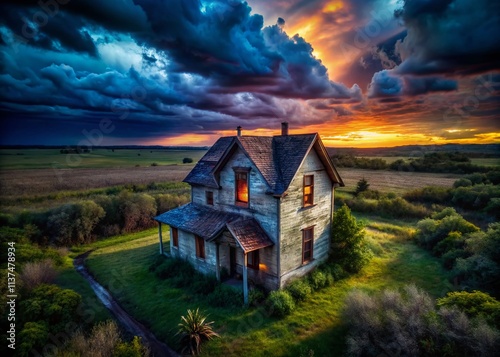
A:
[395,0,500,75]
[0,3,98,56]
[368,69,457,97]
[131,0,361,100]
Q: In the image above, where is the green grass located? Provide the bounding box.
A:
[0,148,207,170]
[67,216,453,356]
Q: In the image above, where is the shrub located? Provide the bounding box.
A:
[249,287,266,307]
[18,322,49,357]
[437,290,500,328]
[154,258,195,281]
[267,290,295,317]
[454,178,473,188]
[183,157,194,164]
[115,336,150,357]
[176,308,219,356]
[47,200,105,245]
[88,320,121,357]
[355,178,370,196]
[118,192,157,232]
[330,204,371,273]
[208,285,243,308]
[286,279,312,301]
[20,259,58,291]
[309,269,328,291]
[343,285,500,357]
[404,186,452,204]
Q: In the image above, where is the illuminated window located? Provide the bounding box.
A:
[247,250,259,270]
[303,175,314,207]
[302,227,314,264]
[172,227,178,247]
[235,171,249,206]
[206,191,214,205]
[195,235,205,259]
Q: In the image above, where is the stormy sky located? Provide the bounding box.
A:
[0,0,499,147]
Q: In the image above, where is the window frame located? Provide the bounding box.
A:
[195,235,205,259]
[303,174,314,207]
[206,191,214,206]
[171,227,179,248]
[302,226,314,264]
[234,168,250,207]
[247,250,259,270]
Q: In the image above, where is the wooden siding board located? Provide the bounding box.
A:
[279,147,332,286]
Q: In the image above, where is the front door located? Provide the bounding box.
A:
[229,246,236,276]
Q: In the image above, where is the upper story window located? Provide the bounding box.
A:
[235,170,249,207]
[171,227,179,248]
[303,174,314,207]
[206,191,214,205]
[302,226,314,264]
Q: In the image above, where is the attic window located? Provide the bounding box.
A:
[235,170,249,207]
[303,175,314,207]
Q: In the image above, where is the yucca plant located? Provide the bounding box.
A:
[176,308,219,356]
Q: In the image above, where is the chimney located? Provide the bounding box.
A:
[281,122,289,136]
[236,126,242,137]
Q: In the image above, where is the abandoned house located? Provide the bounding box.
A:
[155,122,344,303]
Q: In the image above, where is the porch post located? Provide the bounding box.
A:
[158,223,164,255]
[215,243,221,282]
[243,252,248,305]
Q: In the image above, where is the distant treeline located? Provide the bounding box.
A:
[332,152,500,174]
[0,182,190,246]
[0,145,209,150]
[328,143,500,157]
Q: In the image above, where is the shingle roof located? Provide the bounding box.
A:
[183,133,343,194]
[183,137,234,188]
[155,203,240,240]
[226,219,274,253]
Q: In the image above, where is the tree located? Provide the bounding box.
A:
[183,157,194,164]
[355,178,370,196]
[330,204,371,273]
[176,308,219,356]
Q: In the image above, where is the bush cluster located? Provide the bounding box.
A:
[343,285,500,357]
[150,256,244,308]
[415,208,500,295]
[3,183,190,246]
[344,196,430,219]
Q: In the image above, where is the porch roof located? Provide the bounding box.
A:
[226,218,274,253]
[154,203,240,240]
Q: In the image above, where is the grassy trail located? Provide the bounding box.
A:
[59,218,453,356]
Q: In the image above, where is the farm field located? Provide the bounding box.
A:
[0,148,207,170]
[67,216,452,356]
[0,166,461,203]
[336,168,460,194]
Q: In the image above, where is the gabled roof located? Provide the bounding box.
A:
[183,133,344,195]
[155,203,240,240]
[226,219,274,253]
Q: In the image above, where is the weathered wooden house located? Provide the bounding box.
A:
[155,123,344,303]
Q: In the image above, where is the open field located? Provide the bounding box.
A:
[0,148,207,170]
[63,216,453,356]
[0,165,192,199]
[0,166,461,202]
[336,168,460,194]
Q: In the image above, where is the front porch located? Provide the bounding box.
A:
[155,204,275,304]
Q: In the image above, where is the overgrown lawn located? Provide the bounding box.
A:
[63,216,454,356]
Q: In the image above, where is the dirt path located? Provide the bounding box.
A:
[74,251,178,357]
